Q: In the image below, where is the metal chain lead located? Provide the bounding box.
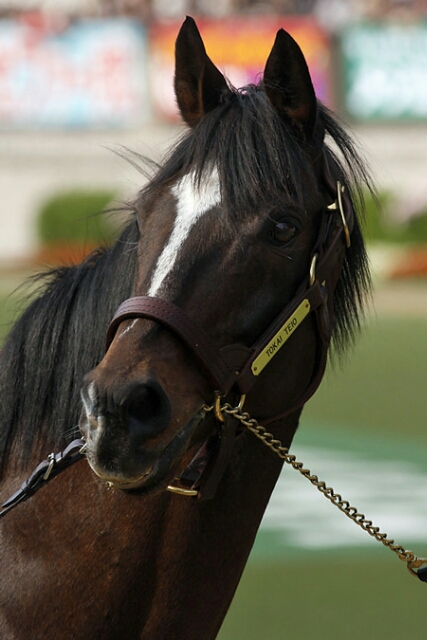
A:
[204,399,427,579]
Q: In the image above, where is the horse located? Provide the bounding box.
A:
[0,17,372,639]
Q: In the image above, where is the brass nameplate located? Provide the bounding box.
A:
[251,299,311,376]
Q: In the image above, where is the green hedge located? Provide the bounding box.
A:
[362,189,395,243]
[37,187,427,248]
[399,209,427,244]
[37,190,118,245]
[363,189,427,245]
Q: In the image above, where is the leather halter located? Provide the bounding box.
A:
[106,151,353,415]
[103,152,354,499]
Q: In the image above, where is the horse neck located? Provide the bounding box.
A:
[143,429,290,638]
[0,414,297,640]
[106,422,295,639]
[112,416,297,638]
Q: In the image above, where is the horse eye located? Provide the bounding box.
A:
[273,221,297,245]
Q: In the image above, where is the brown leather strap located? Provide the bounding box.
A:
[103,151,354,498]
[262,156,353,423]
[0,439,86,519]
[178,413,240,500]
[262,303,330,425]
[106,296,246,395]
[106,281,329,399]
[106,151,353,404]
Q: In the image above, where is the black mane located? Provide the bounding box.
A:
[0,85,371,476]
[0,222,138,475]
[140,87,372,349]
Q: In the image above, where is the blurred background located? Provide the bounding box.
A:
[1,1,427,638]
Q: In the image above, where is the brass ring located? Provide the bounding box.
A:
[214,392,225,423]
[236,394,246,411]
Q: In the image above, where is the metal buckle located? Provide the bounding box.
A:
[236,394,246,411]
[43,453,56,481]
[166,395,246,498]
[407,557,427,580]
[327,181,351,248]
[166,483,198,497]
[309,254,318,287]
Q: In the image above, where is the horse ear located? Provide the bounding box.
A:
[174,16,229,126]
[263,29,317,138]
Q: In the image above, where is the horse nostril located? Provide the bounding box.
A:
[80,380,101,432]
[122,381,171,439]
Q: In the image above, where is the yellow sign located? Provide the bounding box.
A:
[251,300,311,376]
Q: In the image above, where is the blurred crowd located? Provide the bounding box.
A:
[0,0,426,26]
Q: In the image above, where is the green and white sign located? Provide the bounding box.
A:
[342,22,427,120]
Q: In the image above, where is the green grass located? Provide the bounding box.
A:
[218,557,427,640]
[218,314,427,640]
[303,315,427,442]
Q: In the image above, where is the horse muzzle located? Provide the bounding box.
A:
[79,376,207,492]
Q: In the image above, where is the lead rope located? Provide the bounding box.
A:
[204,397,427,583]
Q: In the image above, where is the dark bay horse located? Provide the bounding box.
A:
[0,17,371,639]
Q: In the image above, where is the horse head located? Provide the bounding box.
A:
[79,17,368,496]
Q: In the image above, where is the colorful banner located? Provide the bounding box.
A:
[0,18,149,128]
[149,17,332,121]
[342,23,427,121]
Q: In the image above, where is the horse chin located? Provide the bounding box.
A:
[83,409,208,495]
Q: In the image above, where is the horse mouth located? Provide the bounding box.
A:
[94,473,151,491]
[83,408,209,494]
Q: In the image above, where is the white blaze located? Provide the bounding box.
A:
[148,168,221,297]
